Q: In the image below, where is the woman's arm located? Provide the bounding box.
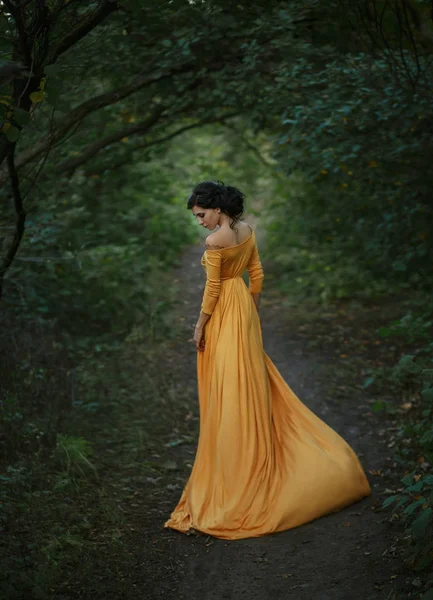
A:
[194,249,223,348]
[195,310,211,330]
[250,292,261,313]
[247,242,264,313]
[199,249,223,316]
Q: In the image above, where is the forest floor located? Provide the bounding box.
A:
[46,239,422,600]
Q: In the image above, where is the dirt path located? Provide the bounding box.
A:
[139,239,410,600]
[55,237,413,600]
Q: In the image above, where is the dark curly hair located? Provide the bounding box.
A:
[187,180,244,230]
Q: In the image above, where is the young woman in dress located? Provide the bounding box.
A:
[164,181,371,540]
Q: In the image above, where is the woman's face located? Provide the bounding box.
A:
[191,205,220,230]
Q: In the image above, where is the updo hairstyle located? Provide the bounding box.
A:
[187,180,244,229]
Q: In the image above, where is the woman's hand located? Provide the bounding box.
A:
[193,325,206,351]
[190,311,210,351]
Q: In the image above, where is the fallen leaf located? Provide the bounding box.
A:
[162,460,178,471]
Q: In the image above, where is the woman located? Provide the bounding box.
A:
[164,181,371,540]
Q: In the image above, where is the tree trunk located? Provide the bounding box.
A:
[0,145,26,300]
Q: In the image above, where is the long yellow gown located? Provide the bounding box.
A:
[164,226,371,540]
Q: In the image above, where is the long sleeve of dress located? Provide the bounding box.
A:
[200,250,223,316]
[247,243,264,293]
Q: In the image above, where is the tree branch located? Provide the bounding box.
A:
[90,112,240,174]
[55,106,166,174]
[0,144,26,300]
[221,123,278,171]
[10,65,195,176]
[2,0,31,64]
[49,0,120,63]
[0,1,120,174]
[54,66,224,175]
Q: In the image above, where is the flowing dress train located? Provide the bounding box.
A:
[164,226,371,540]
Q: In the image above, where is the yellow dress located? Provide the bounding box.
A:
[164,226,371,540]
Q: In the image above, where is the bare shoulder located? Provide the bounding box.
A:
[205,222,253,250]
[205,231,226,251]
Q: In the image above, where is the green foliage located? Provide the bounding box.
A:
[263,172,394,302]
[0,120,277,596]
[54,434,95,477]
[378,308,433,585]
[4,162,195,338]
[3,124,273,340]
[382,472,433,578]
[0,455,126,599]
[2,0,433,595]
[260,3,433,299]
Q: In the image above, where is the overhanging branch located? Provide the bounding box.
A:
[90,112,240,174]
[11,64,194,175]
[49,0,120,63]
[55,105,166,174]
[221,123,278,170]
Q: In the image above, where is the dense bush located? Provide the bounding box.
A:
[370,309,433,596]
[260,3,433,301]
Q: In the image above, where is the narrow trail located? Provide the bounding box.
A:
[143,238,409,600]
[60,235,413,600]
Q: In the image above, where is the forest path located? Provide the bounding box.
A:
[142,238,408,600]
[57,234,412,600]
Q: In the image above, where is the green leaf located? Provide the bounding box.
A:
[45,80,62,107]
[377,327,392,336]
[421,387,433,403]
[371,400,386,412]
[13,107,30,126]
[44,63,61,77]
[362,376,375,388]
[412,507,432,541]
[414,555,433,572]
[5,125,20,142]
[404,498,426,515]
[420,429,433,445]
[406,481,424,493]
[29,90,45,103]
[394,495,410,511]
[382,494,398,508]
[422,588,433,600]
[401,471,416,486]
[398,355,421,374]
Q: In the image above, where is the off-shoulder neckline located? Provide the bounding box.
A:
[204,227,254,253]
